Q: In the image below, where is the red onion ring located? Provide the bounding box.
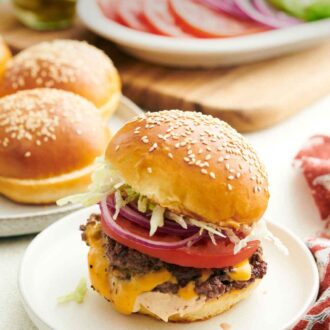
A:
[107,196,199,236]
[198,0,249,19]
[100,198,203,249]
[234,0,300,28]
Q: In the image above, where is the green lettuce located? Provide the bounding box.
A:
[269,0,330,20]
[58,278,87,304]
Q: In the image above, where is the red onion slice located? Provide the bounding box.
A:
[100,198,203,249]
[106,196,199,236]
[253,0,301,24]
[198,0,249,19]
[234,0,300,28]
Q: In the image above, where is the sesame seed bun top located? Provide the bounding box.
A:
[106,110,269,227]
[0,37,11,76]
[0,39,121,109]
[0,88,110,180]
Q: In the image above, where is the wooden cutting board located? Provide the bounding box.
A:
[1,2,330,132]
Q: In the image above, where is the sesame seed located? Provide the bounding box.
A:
[141,136,149,144]
[24,151,31,158]
[227,184,233,191]
[129,110,267,185]
[115,145,120,152]
[149,143,158,152]
[147,167,152,174]
[228,175,234,180]
[210,172,216,179]
[201,169,208,175]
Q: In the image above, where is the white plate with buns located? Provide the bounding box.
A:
[0,96,143,237]
[18,206,319,330]
[78,0,330,68]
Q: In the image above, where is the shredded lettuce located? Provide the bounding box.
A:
[208,232,217,245]
[57,278,87,304]
[138,195,148,213]
[232,220,289,255]
[114,190,124,220]
[166,212,187,229]
[188,219,225,238]
[57,157,123,207]
[150,205,165,236]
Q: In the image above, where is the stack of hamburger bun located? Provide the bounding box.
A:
[0,39,121,119]
[0,39,121,204]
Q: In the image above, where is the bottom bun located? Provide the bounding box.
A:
[99,92,121,120]
[0,164,96,204]
[139,280,260,322]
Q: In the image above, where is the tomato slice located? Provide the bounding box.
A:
[117,0,152,32]
[142,0,191,37]
[101,214,259,269]
[169,0,266,38]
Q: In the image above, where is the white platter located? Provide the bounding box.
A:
[0,96,142,237]
[78,0,330,68]
[19,206,319,330]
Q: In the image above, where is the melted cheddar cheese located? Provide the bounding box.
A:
[85,221,252,318]
[178,281,196,300]
[86,222,112,301]
[85,222,175,314]
[228,259,252,281]
[110,270,173,314]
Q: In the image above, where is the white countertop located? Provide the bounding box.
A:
[1,95,329,329]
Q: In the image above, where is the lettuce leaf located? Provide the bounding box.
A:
[269,0,330,20]
[149,205,165,236]
[58,278,87,304]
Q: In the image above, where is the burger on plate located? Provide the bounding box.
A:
[59,110,281,322]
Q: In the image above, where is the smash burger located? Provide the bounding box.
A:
[60,110,282,322]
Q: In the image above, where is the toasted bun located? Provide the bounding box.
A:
[0,88,110,204]
[106,110,269,227]
[0,39,121,118]
[139,280,260,322]
[0,37,11,76]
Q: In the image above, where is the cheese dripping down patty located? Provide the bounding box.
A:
[85,221,252,318]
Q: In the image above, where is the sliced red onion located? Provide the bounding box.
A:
[234,0,300,28]
[198,0,249,19]
[107,197,199,236]
[253,0,301,24]
[100,198,203,249]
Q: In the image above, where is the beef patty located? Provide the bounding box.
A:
[81,214,267,300]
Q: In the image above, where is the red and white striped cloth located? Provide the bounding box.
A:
[292,135,330,330]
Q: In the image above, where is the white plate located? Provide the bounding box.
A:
[0,96,142,237]
[78,0,330,68]
[19,206,319,330]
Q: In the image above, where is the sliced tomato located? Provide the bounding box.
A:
[142,0,191,37]
[169,0,266,38]
[101,214,259,269]
[117,0,152,32]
